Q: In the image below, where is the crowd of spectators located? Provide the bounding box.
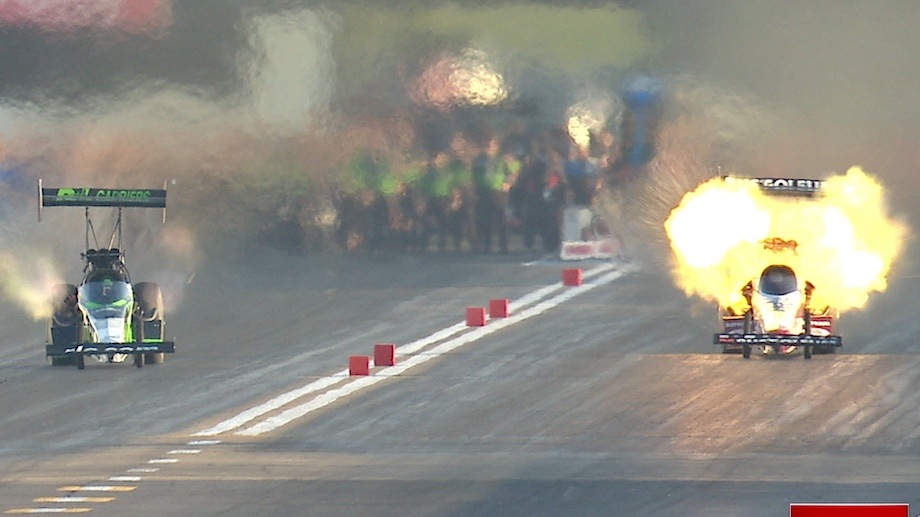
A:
[330,122,635,255]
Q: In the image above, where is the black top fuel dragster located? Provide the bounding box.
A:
[39,184,176,369]
[712,177,843,360]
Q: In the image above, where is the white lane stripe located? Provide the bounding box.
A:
[108,476,141,482]
[199,263,615,436]
[128,467,159,473]
[392,265,612,357]
[33,497,113,503]
[58,486,135,492]
[168,449,201,454]
[392,322,468,357]
[193,374,347,436]
[147,458,179,464]
[187,440,221,446]
[389,265,612,357]
[238,266,635,436]
[390,275,581,358]
[195,263,618,437]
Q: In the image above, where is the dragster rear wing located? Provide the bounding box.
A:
[38,180,167,221]
[722,176,825,197]
[713,333,842,347]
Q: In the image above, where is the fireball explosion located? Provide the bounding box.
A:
[664,166,906,312]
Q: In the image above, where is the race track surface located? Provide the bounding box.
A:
[1,248,919,516]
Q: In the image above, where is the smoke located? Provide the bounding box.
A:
[638,0,920,222]
[1,1,917,324]
[0,247,63,320]
[0,4,342,318]
[606,74,777,265]
[603,1,918,333]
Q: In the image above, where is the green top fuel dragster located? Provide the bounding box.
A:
[40,183,175,369]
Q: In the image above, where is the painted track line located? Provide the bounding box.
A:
[237,265,635,436]
[195,263,624,437]
[57,486,135,493]
[3,435,223,515]
[5,509,92,514]
[32,498,113,504]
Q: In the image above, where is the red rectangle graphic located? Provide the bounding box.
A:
[790,503,908,517]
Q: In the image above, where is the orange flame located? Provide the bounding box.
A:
[664,166,907,312]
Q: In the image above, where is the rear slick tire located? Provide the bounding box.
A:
[134,282,166,365]
[49,355,75,366]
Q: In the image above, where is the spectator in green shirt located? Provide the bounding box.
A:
[472,137,517,253]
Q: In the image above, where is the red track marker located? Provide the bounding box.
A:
[466,307,487,326]
[489,298,510,318]
[348,355,370,376]
[374,343,396,367]
[562,268,583,286]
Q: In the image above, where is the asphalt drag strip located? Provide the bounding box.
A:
[194,261,638,437]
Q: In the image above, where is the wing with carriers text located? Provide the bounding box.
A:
[40,186,167,213]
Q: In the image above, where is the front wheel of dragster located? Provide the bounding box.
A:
[131,309,146,368]
[742,310,753,359]
[803,312,812,360]
[719,308,742,355]
[134,282,165,365]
